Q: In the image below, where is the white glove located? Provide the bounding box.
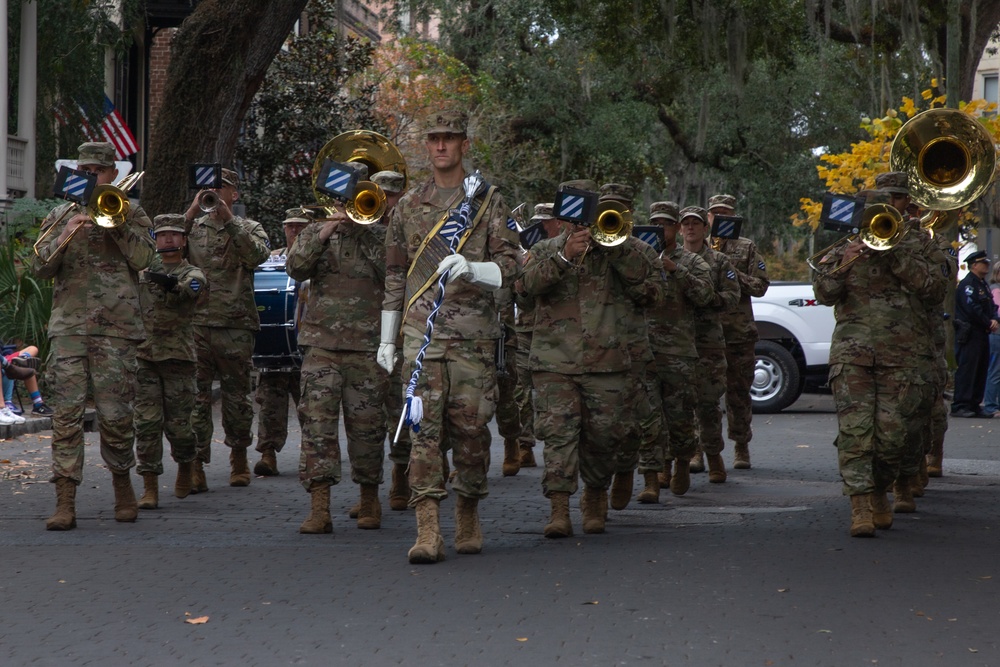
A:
[377,310,402,373]
[436,254,503,289]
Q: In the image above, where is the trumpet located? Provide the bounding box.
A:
[572,201,633,266]
[198,190,220,213]
[807,204,905,275]
[34,171,144,263]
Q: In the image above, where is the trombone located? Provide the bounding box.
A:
[34,171,144,263]
[807,204,905,275]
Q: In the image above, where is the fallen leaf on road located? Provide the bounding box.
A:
[969,648,978,653]
[582,601,598,605]
[948,618,957,622]
[817,629,832,633]
[185,616,209,625]
[979,575,991,580]
[796,445,809,448]
[516,638,527,642]
[777,588,789,593]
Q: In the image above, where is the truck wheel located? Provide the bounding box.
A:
[751,341,802,414]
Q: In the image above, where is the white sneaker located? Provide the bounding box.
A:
[0,407,24,425]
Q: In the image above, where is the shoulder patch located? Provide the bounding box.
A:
[189,279,201,293]
[758,260,766,271]
[965,285,974,296]
[726,269,736,280]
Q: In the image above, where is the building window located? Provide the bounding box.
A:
[985,74,998,104]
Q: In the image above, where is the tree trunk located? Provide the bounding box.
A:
[142,0,309,218]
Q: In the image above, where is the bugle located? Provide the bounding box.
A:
[198,190,220,213]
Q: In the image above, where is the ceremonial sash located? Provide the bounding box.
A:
[403,183,497,318]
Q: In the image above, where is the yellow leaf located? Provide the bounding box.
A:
[185,616,210,625]
[516,637,528,642]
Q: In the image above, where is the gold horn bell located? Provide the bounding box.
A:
[592,200,634,246]
[310,130,407,224]
[806,204,904,275]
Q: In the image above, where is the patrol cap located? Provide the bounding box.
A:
[371,170,405,194]
[531,203,554,221]
[153,213,187,235]
[875,171,909,195]
[966,250,990,265]
[649,201,679,223]
[425,109,468,136]
[558,179,598,192]
[221,168,240,188]
[859,189,891,206]
[282,207,312,225]
[679,205,708,224]
[598,183,634,205]
[708,193,736,211]
[77,142,116,167]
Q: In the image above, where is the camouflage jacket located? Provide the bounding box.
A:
[622,237,666,364]
[717,236,770,344]
[286,221,386,352]
[32,201,155,340]
[494,286,518,351]
[186,213,270,331]
[137,257,208,362]
[383,177,521,340]
[647,245,715,359]
[812,230,948,366]
[521,230,651,374]
[691,245,741,351]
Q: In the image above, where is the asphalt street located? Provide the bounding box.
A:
[1,393,999,667]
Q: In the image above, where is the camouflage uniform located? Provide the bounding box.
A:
[135,255,207,475]
[286,222,389,490]
[384,176,521,503]
[187,211,270,462]
[812,231,947,495]
[521,230,651,496]
[32,200,155,482]
[513,288,536,452]
[494,287,521,441]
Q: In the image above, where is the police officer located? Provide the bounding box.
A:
[952,250,999,418]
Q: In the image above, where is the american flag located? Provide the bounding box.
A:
[53,95,139,160]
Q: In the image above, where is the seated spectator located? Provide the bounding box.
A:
[2,344,52,416]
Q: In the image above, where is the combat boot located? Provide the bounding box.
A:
[112,472,138,523]
[389,463,410,511]
[689,448,705,473]
[229,447,251,487]
[175,461,193,498]
[893,477,917,513]
[502,438,521,477]
[191,460,208,493]
[871,488,893,530]
[357,484,382,530]
[254,449,279,476]
[707,453,727,483]
[454,495,483,554]
[519,444,537,467]
[926,440,944,477]
[299,485,333,534]
[913,457,928,497]
[657,460,672,487]
[581,486,607,534]
[137,472,159,510]
[45,477,77,531]
[610,471,633,510]
[849,493,875,537]
[670,459,691,496]
[543,492,573,538]
[637,471,660,504]
[733,442,751,469]
[348,498,361,519]
[408,498,445,564]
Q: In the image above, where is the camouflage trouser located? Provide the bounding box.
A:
[515,337,535,448]
[135,358,197,475]
[534,370,627,496]
[402,336,497,503]
[495,341,521,439]
[900,360,946,477]
[615,360,661,473]
[724,340,756,445]
[386,352,411,466]
[694,349,728,456]
[638,354,698,471]
[48,335,137,483]
[255,370,301,453]
[830,362,934,495]
[297,346,387,491]
[192,326,255,462]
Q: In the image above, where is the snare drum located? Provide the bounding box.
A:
[253,258,302,371]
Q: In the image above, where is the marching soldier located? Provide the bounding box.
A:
[134,214,208,508]
[33,141,155,529]
[185,168,271,491]
[496,285,523,476]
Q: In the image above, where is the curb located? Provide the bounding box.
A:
[0,409,98,440]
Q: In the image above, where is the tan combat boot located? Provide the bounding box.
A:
[871,489,893,530]
[707,453,727,483]
[45,477,77,531]
[543,492,573,538]
[581,486,607,534]
[926,440,943,478]
[357,483,382,530]
[229,448,251,487]
[689,448,706,473]
[610,471,633,510]
[112,472,138,523]
[733,442,751,470]
[657,460,672,487]
[191,460,208,493]
[849,493,875,537]
[637,471,660,504]
[348,497,361,519]
[670,459,691,496]
[893,477,916,513]
[175,461,193,498]
[253,449,279,476]
[137,472,159,510]
[389,463,410,511]
[408,498,445,564]
[454,495,483,554]
[299,485,333,534]
[519,444,537,467]
[502,438,521,477]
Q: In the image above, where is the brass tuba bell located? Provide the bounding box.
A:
[311,130,407,225]
[591,200,634,247]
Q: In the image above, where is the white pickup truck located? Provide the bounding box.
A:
[750,282,836,412]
